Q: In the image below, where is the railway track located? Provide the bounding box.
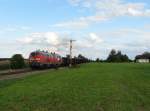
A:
[0,67,65,81]
[0,68,33,76]
[0,68,56,81]
[0,64,67,76]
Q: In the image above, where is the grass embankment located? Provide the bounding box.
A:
[0,63,150,111]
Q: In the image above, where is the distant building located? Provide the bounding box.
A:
[135,52,150,63]
[136,59,149,63]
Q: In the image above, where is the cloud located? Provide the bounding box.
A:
[73,32,103,49]
[14,27,150,59]
[68,0,81,6]
[0,25,32,34]
[17,32,71,56]
[18,31,103,46]
[53,15,108,29]
[89,33,103,44]
[96,27,150,59]
[69,0,150,17]
[91,0,150,17]
[53,20,89,29]
[16,31,104,58]
[53,0,150,29]
[1,26,150,59]
[18,32,65,46]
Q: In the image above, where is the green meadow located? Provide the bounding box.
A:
[0,63,150,111]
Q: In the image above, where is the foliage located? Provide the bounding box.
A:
[96,58,100,62]
[77,54,89,63]
[10,54,25,69]
[135,52,150,60]
[0,63,150,111]
[106,49,130,62]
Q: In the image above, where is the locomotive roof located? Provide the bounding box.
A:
[31,50,61,57]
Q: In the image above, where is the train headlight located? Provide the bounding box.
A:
[36,58,40,61]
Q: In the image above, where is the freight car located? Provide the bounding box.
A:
[29,50,62,69]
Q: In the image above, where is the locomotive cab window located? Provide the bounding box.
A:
[31,52,36,56]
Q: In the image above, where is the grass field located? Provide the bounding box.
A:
[0,63,150,111]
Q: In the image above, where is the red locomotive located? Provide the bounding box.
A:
[29,50,62,68]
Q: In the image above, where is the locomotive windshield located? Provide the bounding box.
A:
[30,52,40,56]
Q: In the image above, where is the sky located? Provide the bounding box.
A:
[0,0,150,59]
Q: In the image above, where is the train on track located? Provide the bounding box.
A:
[29,50,63,69]
[29,50,89,69]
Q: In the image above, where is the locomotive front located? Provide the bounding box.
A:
[29,51,63,69]
[29,51,43,68]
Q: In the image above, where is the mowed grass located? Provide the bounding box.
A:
[0,63,150,111]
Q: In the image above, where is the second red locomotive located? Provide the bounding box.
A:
[29,50,62,68]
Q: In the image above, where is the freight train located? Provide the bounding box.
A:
[29,50,62,68]
[29,50,89,69]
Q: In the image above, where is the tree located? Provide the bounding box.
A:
[107,49,117,62]
[110,49,117,56]
[116,50,122,62]
[10,54,25,69]
[121,54,129,62]
[96,58,100,62]
[78,54,89,63]
[106,49,130,62]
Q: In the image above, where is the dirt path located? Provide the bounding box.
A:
[0,69,53,81]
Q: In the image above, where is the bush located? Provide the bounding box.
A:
[106,49,130,63]
[10,54,25,69]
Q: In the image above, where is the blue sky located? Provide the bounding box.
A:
[0,0,150,59]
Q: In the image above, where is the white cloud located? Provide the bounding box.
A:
[18,31,103,48]
[75,33,103,49]
[89,33,103,44]
[69,0,81,6]
[53,20,89,29]
[17,32,71,56]
[54,0,150,29]
[45,32,60,45]
[96,27,150,59]
[15,32,104,58]
[18,32,63,46]
[23,37,33,43]
[69,0,150,17]
[0,25,32,34]
[1,26,150,59]
[53,15,108,29]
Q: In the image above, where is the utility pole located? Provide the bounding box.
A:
[69,39,76,67]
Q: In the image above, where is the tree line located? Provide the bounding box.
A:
[96,49,131,63]
[2,49,148,70]
[135,52,150,60]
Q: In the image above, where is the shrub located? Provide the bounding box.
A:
[10,54,25,69]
